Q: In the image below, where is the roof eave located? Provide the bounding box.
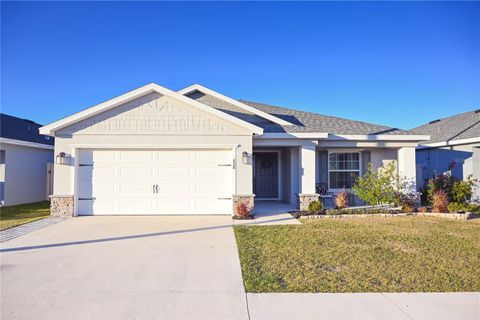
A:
[39,83,263,136]
[178,84,295,126]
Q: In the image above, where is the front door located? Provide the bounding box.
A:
[253,152,279,199]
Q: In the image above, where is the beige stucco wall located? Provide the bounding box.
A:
[52,93,254,198]
[0,143,53,205]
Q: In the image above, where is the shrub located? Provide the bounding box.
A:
[325,207,393,215]
[432,190,449,213]
[418,206,428,213]
[335,191,348,209]
[451,176,476,203]
[235,202,251,218]
[352,162,397,206]
[395,191,420,211]
[308,200,324,215]
[447,202,480,213]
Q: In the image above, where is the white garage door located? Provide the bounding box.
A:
[77,149,233,215]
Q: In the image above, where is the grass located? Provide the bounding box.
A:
[0,201,51,230]
[234,216,480,293]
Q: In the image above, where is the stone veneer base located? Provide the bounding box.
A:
[297,193,320,211]
[232,194,255,215]
[50,195,74,218]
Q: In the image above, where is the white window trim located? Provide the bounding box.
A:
[327,151,362,192]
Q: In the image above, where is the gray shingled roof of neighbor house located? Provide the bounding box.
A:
[0,113,54,145]
[411,109,480,144]
[186,90,415,135]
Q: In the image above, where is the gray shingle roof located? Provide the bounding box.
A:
[0,113,54,145]
[186,91,414,135]
[240,100,415,135]
[411,109,480,144]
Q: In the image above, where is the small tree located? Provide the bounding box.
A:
[352,162,397,206]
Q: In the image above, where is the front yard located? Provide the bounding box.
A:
[0,201,51,230]
[234,216,480,293]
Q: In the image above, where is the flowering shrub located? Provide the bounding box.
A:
[432,190,449,213]
[424,161,478,207]
[395,191,420,212]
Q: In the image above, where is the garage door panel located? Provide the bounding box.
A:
[77,149,233,215]
[92,150,116,162]
[158,167,191,177]
[120,167,154,178]
[158,182,191,194]
[119,183,154,195]
[119,199,154,211]
[119,150,154,162]
[158,150,192,163]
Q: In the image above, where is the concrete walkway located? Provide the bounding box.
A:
[233,201,300,226]
[247,292,479,320]
[0,217,65,242]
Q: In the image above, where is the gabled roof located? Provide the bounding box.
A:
[411,109,480,145]
[39,83,263,136]
[178,84,294,126]
[0,113,54,146]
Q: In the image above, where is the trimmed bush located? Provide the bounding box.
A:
[308,200,324,215]
[447,202,480,213]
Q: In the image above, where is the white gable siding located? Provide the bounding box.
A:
[58,93,250,136]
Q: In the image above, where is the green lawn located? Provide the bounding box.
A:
[0,201,51,230]
[234,216,480,293]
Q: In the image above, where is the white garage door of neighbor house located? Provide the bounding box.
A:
[77,149,234,215]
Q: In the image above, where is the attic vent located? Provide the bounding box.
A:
[429,119,440,124]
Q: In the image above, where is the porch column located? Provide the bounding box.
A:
[397,147,416,191]
[297,144,319,210]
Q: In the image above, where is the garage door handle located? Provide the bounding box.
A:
[218,164,232,167]
[218,197,232,200]
[153,184,159,194]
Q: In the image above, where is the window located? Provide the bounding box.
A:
[328,152,360,189]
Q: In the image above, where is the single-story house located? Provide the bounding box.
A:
[412,109,480,199]
[0,113,54,206]
[39,83,428,216]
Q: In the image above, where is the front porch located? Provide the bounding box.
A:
[250,145,416,211]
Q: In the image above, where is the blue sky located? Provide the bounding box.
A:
[1,1,479,129]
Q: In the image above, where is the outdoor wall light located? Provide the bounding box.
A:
[55,152,71,165]
[241,151,251,164]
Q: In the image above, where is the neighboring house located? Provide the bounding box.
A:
[411,109,480,199]
[0,113,54,206]
[39,83,428,216]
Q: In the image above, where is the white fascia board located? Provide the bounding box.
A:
[327,134,431,141]
[40,83,263,136]
[255,132,329,139]
[0,137,54,150]
[418,136,480,148]
[178,84,294,126]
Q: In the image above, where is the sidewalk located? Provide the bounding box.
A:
[247,292,480,320]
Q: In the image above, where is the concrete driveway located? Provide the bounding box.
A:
[1,216,248,320]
